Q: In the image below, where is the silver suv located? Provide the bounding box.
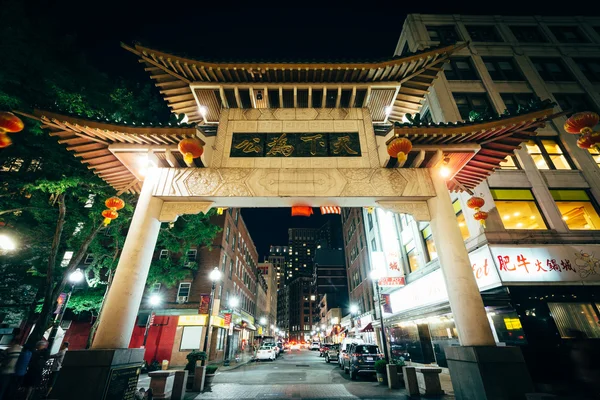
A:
[324,343,339,363]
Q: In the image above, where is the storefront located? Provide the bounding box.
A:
[383,244,600,376]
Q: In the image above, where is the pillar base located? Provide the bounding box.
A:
[445,346,534,400]
[52,349,145,400]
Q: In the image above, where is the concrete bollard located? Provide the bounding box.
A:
[387,364,401,389]
[171,370,188,400]
[416,367,444,396]
[192,366,206,392]
[403,366,419,396]
[148,370,175,399]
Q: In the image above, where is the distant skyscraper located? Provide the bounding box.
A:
[287,228,318,282]
[268,245,288,290]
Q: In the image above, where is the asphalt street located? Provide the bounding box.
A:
[194,348,452,400]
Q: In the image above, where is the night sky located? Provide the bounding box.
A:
[26,0,600,258]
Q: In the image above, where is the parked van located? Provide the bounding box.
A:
[338,337,365,367]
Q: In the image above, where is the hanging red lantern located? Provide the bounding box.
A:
[0,112,24,133]
[178,137,204,165]
[387,137,413,162]
[0,133,11,149]
[466,196,485,211]
[102,209,119,226]
[564,112,599,134]
[105,196,125,211]
[473,210,489,228]
[577,133,593,149]
[291,206,313,217]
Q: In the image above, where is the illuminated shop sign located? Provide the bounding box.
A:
[373,208,405,286]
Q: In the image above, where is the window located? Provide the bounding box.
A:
[421,108,434,124]
[216,328,226,350]
[490,189,547,230]
[234,209,239,225]
[573,58,600,82]
[186,249,197,263]
[466,25,503,42]
[426,25,460,44]
[526,138,573,170]
[60,251,73,267]
[420,223,437,261]
[180,326,203,350]
[159,249,169,259]
[588,147,600,167]
[550,190,600,230]
[367,212,373,231]
[443,58,479,80]
[483,58,524,81]
[371,238,377,252]
[509,26,547,43]
[27,158,42,172]
[225,226,230,243]
[232,235,236,250]
[548,303,600,338]
[221,255,227,272]
[501,93,535,114]
[404,240,419,272]
[453,93,493,121]
[84,194,95,208]
[499,155,521,170]
[150,283,161,293]
[229,259,233,279]
[531,58,574,82]
[177,282,191,297]
[553,93,597,116]
[0,157,24,172]
[84,254,94,265]
[453,200,470,241]
[549,26,589,43]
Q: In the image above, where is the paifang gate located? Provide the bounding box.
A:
[21,41,561,400]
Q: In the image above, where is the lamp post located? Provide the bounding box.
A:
[223,296,239,365]
[202,267,221,366]
[48,269,85,350]
[142,294,161,348]
[370,269,389,363]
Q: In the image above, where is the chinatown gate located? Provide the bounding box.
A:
[23,42,559,400]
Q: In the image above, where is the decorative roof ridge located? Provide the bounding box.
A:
[122,41,468,69]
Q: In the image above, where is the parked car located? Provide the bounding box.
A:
[256,344,277,361]
[290,342,301,351]
[319,343,331,357]
[338,338,365,367]
[309,341,321,351]
[342,343,383,380]
[324,344,339,363]
[263,342,280,356]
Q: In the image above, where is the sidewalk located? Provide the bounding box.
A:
[213,351,254,372]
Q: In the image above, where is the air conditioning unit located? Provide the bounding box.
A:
[185,262,194,268]
[176,296,189,304]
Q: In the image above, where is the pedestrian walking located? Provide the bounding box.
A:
[23,340,49,400]
[45,341,68,397]
[0,338,22,400]
[10,343,32,399]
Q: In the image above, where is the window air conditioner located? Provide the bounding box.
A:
[176,296,189,304]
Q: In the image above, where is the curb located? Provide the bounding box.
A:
[218,357,254,372]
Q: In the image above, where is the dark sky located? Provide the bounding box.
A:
[27,0,600,258]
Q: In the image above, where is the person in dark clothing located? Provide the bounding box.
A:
[23,340,49,400]
[9,343,33,399]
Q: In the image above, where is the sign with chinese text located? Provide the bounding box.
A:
[381,294,393,313]
[224,313,232,325]
[378,277,406,287]
[102,365,141,400]
[373,208,405,283]
[198,295,211,315]
[489,245,600,283]
[230,132,361,158]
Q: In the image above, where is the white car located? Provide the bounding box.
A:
[309,341,321,351]
[256,345,276,361]
[264,342,280,356]
[290,343,300,351]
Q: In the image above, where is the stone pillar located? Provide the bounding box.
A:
[93,169,164,349]
[427,170,495,346]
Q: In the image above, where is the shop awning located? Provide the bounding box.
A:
[360,323,374,333]
[241,319,256,331]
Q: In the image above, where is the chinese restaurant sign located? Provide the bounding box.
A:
[230,132,361,157]
[489,245,600,283]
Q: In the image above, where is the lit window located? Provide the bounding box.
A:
[452,200,470,241]
[526,139,573,170]
[491,189,547,230]
[420,223,437,261]
[0,157,24,172]
[60,251,73,267]
[159,249,169,259]
[550,190,600,230]
[499,156,520,170]
[548,302,600,338]
[405,240,419,272]
[588,147,600,167]
[84,194,96,208]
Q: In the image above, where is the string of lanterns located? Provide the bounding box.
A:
[466,195,488,228]
[0,112,24,148]
[564,111,600,151]
[102,197,125,226]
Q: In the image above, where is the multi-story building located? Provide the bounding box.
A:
[312,247,348,328]
[267,245,288,290]
[258,262,278,336]
[287,276,315,342]
[276,285,289,335]
[287,228,318,281]
[356,14,600,393]
[126,208,260,366]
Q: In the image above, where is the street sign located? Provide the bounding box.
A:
[378,276,406,287]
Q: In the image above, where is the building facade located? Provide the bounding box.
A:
[267,245,288,290]
[258,262,278,336]
[312,248,348,326]
[287,228,318,281]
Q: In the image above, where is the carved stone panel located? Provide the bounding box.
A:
[376,201,431,221]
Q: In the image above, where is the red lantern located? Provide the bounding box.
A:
[178,137,204,165]
[0,132,11,149]
[291,206,313,217]
[0,112,24,133]
[466,196,485,211]
[577,134,593,149]
[105,196,125,211]
[473,210,489,228]
[564,112,599,134]
[387,138,413,162]
[102,209,119,226]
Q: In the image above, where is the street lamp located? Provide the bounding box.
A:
[143,294,162,347]
[202,267,221,366]
[370,268,389,363]
[0,234,16,254]
[48,269,85,350]
[223,296,239,365]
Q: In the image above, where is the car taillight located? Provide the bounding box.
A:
[378,354,384,358]
[352,353,360,357]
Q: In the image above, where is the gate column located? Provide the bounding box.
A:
[427,169,534,400]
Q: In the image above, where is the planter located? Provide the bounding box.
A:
[204,373,216,387]
[376,372,388,385]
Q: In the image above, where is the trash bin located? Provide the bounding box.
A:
[162,360,169,370]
